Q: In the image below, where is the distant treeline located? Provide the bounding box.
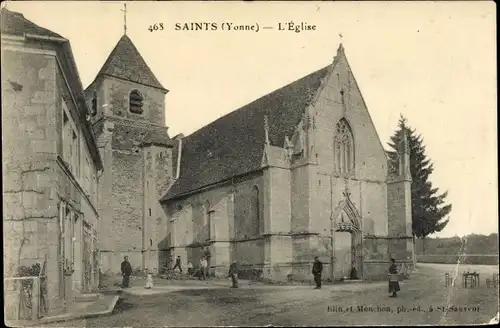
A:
[416,233,499,265]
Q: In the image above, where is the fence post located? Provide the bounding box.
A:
[32,277,40,320]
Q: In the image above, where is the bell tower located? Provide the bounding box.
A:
[84,28,174,273]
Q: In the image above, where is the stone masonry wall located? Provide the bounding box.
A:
[93,69,171,272]
[308,52,389,236]
[165,174,263,273]
[2,49,63,315]
[103,76,166,126]
[303,50,390,279]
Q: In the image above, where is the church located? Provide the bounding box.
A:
[87,29,414,281]
[1,6,414,321]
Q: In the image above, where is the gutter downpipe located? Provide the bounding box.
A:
[330,174,335,281]
[176,138,182,179]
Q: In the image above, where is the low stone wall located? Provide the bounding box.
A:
[417,254,499,265]
[363,261,391,281]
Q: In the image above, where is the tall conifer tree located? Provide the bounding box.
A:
[387,115,452,252]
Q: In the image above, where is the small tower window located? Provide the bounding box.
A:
[91,91,97,116]
[129,89,144,114]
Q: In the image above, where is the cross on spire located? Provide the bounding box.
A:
[121,3,127,35]
[339,33,343,42]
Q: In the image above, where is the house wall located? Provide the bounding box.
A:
[2,40,100,319]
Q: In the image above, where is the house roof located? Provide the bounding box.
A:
[0,8,103,171]
[94,34,167,91]
[161,65,330,202]
[0,8,63,38]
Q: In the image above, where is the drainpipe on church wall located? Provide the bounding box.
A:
[329,174,335,281]
[176,138,182,179]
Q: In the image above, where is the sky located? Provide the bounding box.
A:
[3,1,497,238]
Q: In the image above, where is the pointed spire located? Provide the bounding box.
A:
[264,114,270,144]
[402,128,410,155]
[398,127,412,181]
[337,39,345,56]
[94,34,167,91]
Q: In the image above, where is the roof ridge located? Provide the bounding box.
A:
[0,7,64,38]
[184,65,331,141]
[163,63,331,201]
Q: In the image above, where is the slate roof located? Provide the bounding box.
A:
[0,8,63,38]
[161,65,330,201]
[143,129,175,147]
[95,34,167,91]
[0,8,103,170]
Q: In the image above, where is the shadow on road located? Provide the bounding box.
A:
[113,298,137,314]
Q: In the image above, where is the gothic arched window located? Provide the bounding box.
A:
[91,91,97,116]
[334,118,354,175]
[251,186,260,236]
[129,89,144,114]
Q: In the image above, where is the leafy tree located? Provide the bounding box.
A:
[387,115,452,252]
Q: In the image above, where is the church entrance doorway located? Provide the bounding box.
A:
[334,230,352,278]
[332,188,363,280]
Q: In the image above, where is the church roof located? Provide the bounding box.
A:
[161,65,330,202]
[143,130,175,147]
[95,34,167,91]
[0,8,63,38]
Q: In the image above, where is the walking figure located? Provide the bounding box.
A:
[312,256,323,289]
[172,256,182,273]
[228,260,239,288]
[121,256,132,288]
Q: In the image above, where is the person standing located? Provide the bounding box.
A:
[145,269,154,289]
[187,261,194,276]
[388,258,401,297]
[172,256,182,273]
[312,256,323,289]
[350,261,358,280]
[199,257,207,280]
[228,260,239,288]
[121,256,132,288]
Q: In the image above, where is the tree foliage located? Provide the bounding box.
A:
[387,115,452,239]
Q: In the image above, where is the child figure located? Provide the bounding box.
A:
[145,269,154,289]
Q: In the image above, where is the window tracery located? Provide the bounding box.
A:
[334,118,354,175]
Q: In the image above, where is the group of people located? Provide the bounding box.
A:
[172,256,209,279]
[120,255,240,289]
[172,255,239,287]
[120,256,155,289]
[312,256,402,297]
[122,255,402,295]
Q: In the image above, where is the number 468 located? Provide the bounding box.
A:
[148,23,164,32]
